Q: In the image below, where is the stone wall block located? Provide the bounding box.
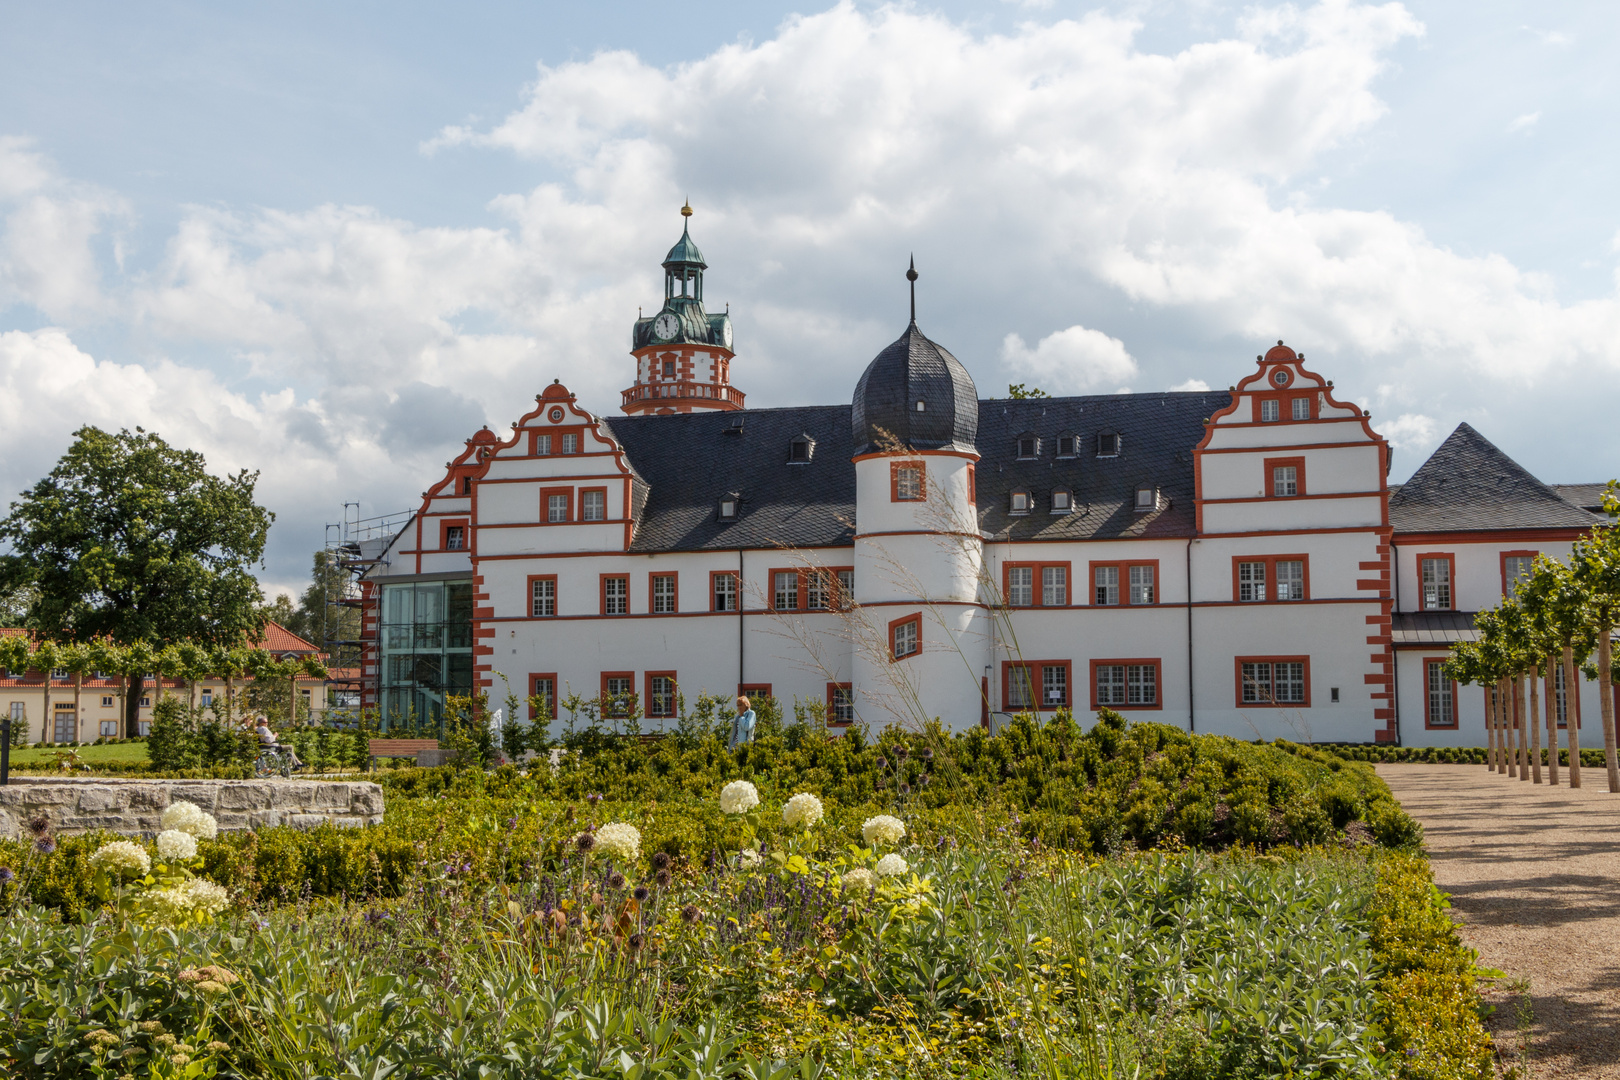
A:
[217,785,271,812]
[351,790,383,815]
[0,779,384,837]
[169,785,220,811]
[77,788,131,814]
[309,784,348,809]
[0,807,16,840]
[129,787,170,810]
[22,786,78,807]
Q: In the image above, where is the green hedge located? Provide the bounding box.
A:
[1306,742,1611,767]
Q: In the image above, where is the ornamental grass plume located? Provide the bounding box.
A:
[594,822,641,863]
[862,814,906,847]
[89,839,151,880]
[782,792,824,829]
[161,801,219,840]
[720,780,759,815]
[155,829,198,862]
[874,853,909,877]
[841,868,876,893]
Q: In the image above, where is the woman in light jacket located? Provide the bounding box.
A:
[728,696,756,749]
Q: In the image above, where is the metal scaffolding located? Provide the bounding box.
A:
[321,503,410,721]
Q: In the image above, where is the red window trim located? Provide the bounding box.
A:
[737,683,772,705]
[710,570,740,613]
[578,486,609,522]
[527,672,557,722]
[599,671,637,715]
[525,573,559,618]
[1229,554,1311,603]
[1088,658,1164,711]
[1002,561,1074,607]
[1086,560,1161,606]
[438,517,470,551]
[769,566,803,611]
[889,459,927,502]
[644,670,678,719]
[1263,456,1307,498]
[599,573,631,616]
[1250,391,1317,423]
[967,463,976,505]
[1420,656,1459,730]
[1414,551,1456,611]
[530,424,586,456]
[1233,655,1313,708]
[888,613,922,662]
[648,571,679,614]
[767,566,855,611]
[1499,549,1539,597]
[826,681,854,726]
[540,486,574,523]
[1001,659,1074,712]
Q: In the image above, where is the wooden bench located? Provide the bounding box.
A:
[367,739,441,770]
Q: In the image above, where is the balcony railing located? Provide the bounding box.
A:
[622,380,745,409]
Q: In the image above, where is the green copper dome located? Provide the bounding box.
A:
[663,222,706,269]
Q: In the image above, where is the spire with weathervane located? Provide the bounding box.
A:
[622,203,741,415]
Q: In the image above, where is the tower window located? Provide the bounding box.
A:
[662,358,675,378]
[1096,433,1120,457]
[891,461,925,502]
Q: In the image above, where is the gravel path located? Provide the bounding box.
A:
[1377,764,1620,1078]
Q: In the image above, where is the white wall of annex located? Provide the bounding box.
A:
[1191,532,1382,603]
[1392,539,1576,613]
[1199,445,1382,501]
[1202,495,1383,534]
[1204,416,1370,450]
[983,538,1189,605]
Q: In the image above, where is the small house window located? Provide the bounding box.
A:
[1261,399,1280,422]
[1272,465,1298,497]
[718,496,739,521]
[1135,487,1156,511]
[1016,434,1038,459]
[1051,489,1072,513]
[789,436,814,463]
[580,490,606,521]
[1009,490,1031,515]
[1056,435,1077,458]
[1096,433,1120,457]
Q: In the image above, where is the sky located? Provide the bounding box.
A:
[1,0,1616,600]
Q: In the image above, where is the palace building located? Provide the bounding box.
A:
[356,211,1610,747]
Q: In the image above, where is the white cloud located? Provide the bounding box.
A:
[1521,26,1572,47]
[1169,378,1212,392]
[1507,111,1540,133]
[999,325,1139,394]
[1377,412,1439,453]
[0,138,127,320]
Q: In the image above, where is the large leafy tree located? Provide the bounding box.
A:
[0,426,274,736]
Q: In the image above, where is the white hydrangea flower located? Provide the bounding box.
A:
[155,830,197,862]
[841,868,876,893]
[160,801,219,840]
[861,815,906,847]
[782,792,824,829]
[179,878,231,916]
[146,878,231,924]
[738,848,762,869]
[593,822,641,863]
[720,780,760,815]
[89,840,151,879]
[874,853,909,877]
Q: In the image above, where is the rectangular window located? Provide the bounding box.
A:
[542,488,573,523]
[1552,663,1569,728]
[100,720,118,737]
[530,575,557,617]
[1057,435,1076,458]
[712,572,738,612]
[1096,433,1120,456]
[1041,565,1067,607]
[602,575,628,615]
[101,696,114,707]
[140,696,151,707]
[774,571,800,610]
[651,574,677,614]
[1129,564,1155,605]
[1091,659,1161,709]
[1291,396,1311,420]
[530,674,557,722]
[1007,566,1033,606]
[1094,565,1119,606]
[1420,555,1453,610]
[444,525,465,550]
[1041,663,1068,707]
[1002,661,1072,711]
[1234,555,1308,602]
[646,673,677,719]
[837,570,855,609]
[1095,663,1124,705]
[201,690,213,707]
[890,614,920,660]
[1006,663,1035,710]
[828,683,854,724]
[808,570,831,610]
[1503,552,1536,597]
[601,672,634,717]
[10,701,24,722]
[891,460,925,501]
[1260,399,1280,422]
[1237,657,1309,706]
[562,433,578,454]
[1272,465,1297,496]
[580,489,606,521]
[535,433,552,456]
[1425,660,1456,728]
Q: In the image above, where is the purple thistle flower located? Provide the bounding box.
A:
[633,886,650,902]
[607,872,626,890]
[655,868,673,888]
[35,836,56,855]
[0,866,14,885]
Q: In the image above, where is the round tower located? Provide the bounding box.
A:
[849,260,989,731]
[622,203,741,415]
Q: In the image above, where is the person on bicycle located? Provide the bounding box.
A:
[255,715,305,769]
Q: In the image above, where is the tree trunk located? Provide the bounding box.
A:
[1542,661,1558,785]
[1599,624,1620,793]
[1564,645,1582,788]
[1485,685,1497,771]
[1515,673,1530,780]
[125,673,145,739]
[1528,663,1543,783]
[1497,680,1510,775]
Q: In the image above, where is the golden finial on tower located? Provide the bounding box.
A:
[681,200,693,218]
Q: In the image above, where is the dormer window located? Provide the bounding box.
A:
[789,435,815,463]
[1051,489,1073,514]
[1056,434,1078,459]
[915,400,926,412]
[1009,489,1032,515]
[1135,486,1158,512]
[718,495,739,521]
[1016,433,1039,459]
[1097,433,1120,457]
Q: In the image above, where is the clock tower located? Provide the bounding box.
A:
[622,204,742,415]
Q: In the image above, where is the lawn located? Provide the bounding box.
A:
[5,741,149,767]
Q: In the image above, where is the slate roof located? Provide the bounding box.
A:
[602,389,1234,552]
[851,321,979,457]
[1391,610,1479,646]
[1389,423,1598,533]
[1551,484,1611,515]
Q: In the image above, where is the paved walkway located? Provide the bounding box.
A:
[1378,764,1620,1078]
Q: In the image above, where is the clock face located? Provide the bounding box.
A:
[720,318,733,349]
[653,312,680,341]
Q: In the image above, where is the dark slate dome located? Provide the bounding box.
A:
[851,320,978,456]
